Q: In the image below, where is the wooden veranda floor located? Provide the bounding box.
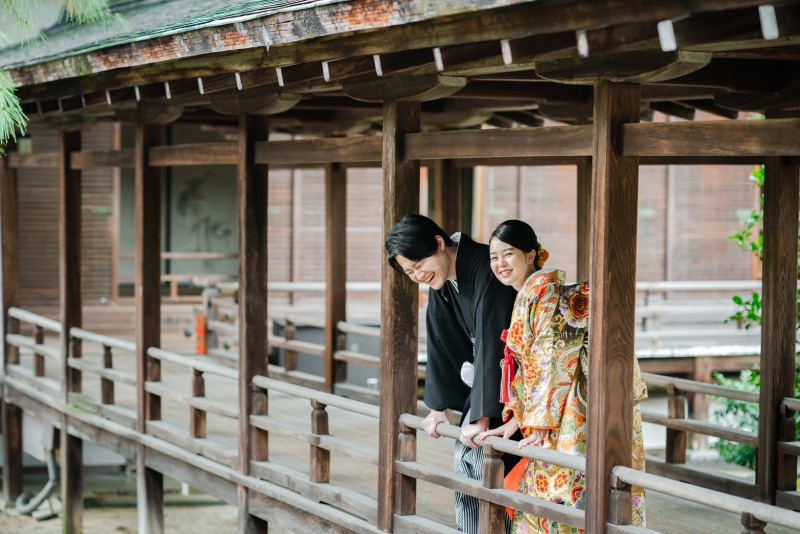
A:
[3,327,797,534]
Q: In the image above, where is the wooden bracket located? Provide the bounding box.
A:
[342,73,466,102]
[535,50,711,84]
[210,90,302,115]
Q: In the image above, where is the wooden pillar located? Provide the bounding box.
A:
[237,113,270,533]
[576,156,592,282]
[135,123,164,534]
[0,139,22,502]
[433,158,461,235]
[757,156,799,504]
[59,130,84,534]
[377,100,420,532]
[586,81,640,534]
[325,161,347,393]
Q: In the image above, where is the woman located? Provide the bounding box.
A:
[477,219,647,533]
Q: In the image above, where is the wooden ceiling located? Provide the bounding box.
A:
[11,0,800,134]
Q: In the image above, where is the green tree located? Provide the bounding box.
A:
[712,164,800,468]
[0,0,112,146]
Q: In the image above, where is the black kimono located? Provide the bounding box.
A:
[424,233,517,426]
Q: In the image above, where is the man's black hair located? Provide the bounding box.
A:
[385,214,454,273]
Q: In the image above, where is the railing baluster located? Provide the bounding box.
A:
[740,511,767,533]
[479,444,506,533]
[666,383,687,464]
[101,344,114,405]
[191,369,206,439]
[310,399,329,484]
[34,325,44,377]
[396,421,416,516]
[70,336,82,394]
[608,472,633,526]
[284,319,297,371]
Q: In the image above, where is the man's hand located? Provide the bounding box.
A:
[460,417,489,449]
[518,428,549,448]
[422,410,449,439]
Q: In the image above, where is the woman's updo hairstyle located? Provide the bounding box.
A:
[490,219,548,270]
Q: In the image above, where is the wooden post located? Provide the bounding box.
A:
[190,369,206,439]
[0,139,22,502]
[479,444,505,534]
[325,161,347,392]
[757,156,799,504]
[396,422,416,517]
[135,123,164,534]
[433,158,461,235]
[59,129,84,534]
[377,100,420,532]
[586,81,640,534]
[608,473,633,527]
[101,345,114,405]
[665,384,687,465]
[310,400,330,483]
[576,156,592,282]
[237,113,270,532]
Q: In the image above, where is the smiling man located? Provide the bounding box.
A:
[385,214,517,534]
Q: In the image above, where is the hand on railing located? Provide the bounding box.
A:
[421,409,449,438]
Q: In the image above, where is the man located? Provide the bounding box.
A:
[385,214,517,533]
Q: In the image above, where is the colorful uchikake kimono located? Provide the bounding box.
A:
[501,269,647,533]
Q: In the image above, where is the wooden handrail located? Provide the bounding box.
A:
[70,327,136,352]
[146,347,237,380]
[612,466,800,530]
[8,307,62,333]
[642,372,760,403]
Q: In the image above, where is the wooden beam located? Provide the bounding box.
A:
[576,156,592,282]
[624,118,800,157]
[658,6,762,52]
[377,100,420,532]
[149,143,237,166]
[757,156,799,504]
[237,114,270,532]
[1,140,22,502]
[405,125,594,160]
[325,161,347,393]
[210,91,301,116]
[255,137,382,165]
[586,81,640,533]
[134,123,164,534]
[59,130,84,534]
[8,151,59,169]
[72,149,134,169]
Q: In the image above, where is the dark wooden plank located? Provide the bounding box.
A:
[0,140,22,501]
[586,81,640,533]
[378,100,420,532]
[71,148,134,169]
[757,155,799,504]
[149,142,236,166]
[576,156,592,282]
[406,126,594,160]
[237,113,270,533]
[343,73,466,103]
[255,137,382,165]
[134,122,165,533]
[432,158,461,235]
[325,161,347,392]
[59,129,84,533]
[310,401,331,484]
[623,118,800,157]
[8,151,59,169]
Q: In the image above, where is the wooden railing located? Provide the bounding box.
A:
[3,307,799,533]
[640,371,800,512]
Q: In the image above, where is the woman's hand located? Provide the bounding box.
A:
[518,428,549,448]
[476,419,519,442]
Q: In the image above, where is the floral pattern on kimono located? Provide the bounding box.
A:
[501,269,648,533]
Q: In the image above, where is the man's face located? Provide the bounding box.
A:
[394,236,452,290]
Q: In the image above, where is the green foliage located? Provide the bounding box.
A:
[713,164,800,469]
[0,0,113,147]
[712,365,800,470]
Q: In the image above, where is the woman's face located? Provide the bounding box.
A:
[489,237,536,291]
